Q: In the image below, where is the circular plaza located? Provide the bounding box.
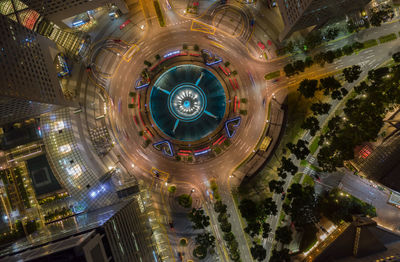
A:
[149,64,227,142]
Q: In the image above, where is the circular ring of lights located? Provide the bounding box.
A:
[168,83,207,122]
[149,64,227,142]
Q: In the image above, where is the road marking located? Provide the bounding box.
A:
[190,20,216,35]
[123,44,140,62]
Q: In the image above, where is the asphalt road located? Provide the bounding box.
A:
[84,1,400,261]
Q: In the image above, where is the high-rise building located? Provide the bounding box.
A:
[277,0,371,40]
[0,199,156,262]
[0,14,72,125]
[21,0,129,28]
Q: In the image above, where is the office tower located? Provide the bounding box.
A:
[21,0,129,28]
[0,199,156,262]
[277,0,371,40]
[0,14,71,125]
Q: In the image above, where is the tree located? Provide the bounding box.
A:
[239,199,259,222]
[319,76,341,95]
[155,54,161,60]
[305,56,314,67]
[178,194,192,208]
[193,245,207,259]
[370,5,394,27]
[314,52,326,66]
[392,52,400,63]
[188,208,210,229]
[343,65,362,83]
[214,200,227,213]
[278,156,298,177]
[251,242,267,261]
[269,180,285,194]
[342,45,354,56]
[245,221,261,237]
[293,60,305,72]
[262,222,271,238]
[284,63,296,77]
[311,102,331,116]
[297,79,319,99]
[352,41,364,50]
[261,197,277,216]
[301,116,320,136]
[194,44,200,51]
[304,31,322,50]
[331,88,348,100]
[324,50,336,63]
[269,248,291,262]
[324,27,339,41]
[285,40,295,53]
[195,232,215,249]
[346,20,358,33]
[220,220,232,232]
[275,226,292,245]
[223,232,235,242]
[287,139,311,160]
[318,188,376,224]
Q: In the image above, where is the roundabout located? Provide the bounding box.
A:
[149,64,227,142]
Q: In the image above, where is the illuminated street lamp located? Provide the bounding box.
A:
[189,188,195,197]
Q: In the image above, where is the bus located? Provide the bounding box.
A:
[259,136,272,151]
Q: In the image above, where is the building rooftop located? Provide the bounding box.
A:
[0,200,129,258]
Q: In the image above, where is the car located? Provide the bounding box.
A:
[281,192,286,200]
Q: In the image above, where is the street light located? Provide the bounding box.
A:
[189,188,195,197]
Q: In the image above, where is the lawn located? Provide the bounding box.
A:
[309,136,320,154]
[292,173,303,184]
[379,33,397,44]
[153,1,165,27]
[361,39,378,49]
[302,175,315,187]
[264,70,281,80]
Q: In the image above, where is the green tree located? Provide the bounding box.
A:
[194,44,200,51]
[239,199,259,221]
[323,50,336,63]
[188,208,210,229]
[269,179,285,194]
[301,116,320,136]
[261,197,278,216]
[262,222,271,238]
[284,63,296,77]
[245,221,261,237]
[195,232,215,249]
[319,76,341,95]
[269,248,291,262]
[286,139,310,159]
[155,54,161,60]
[342,45,354,55]
[278,156,298,177]
[293,60,305,72]
[178,194,192,208]
[275,226,292,245]
[297,79,319,99]
[324,27,339,41]
[305,56,314,67]
[214,200,227,213]
[251,242,267,261]
[343,65,362,83]
[304,31,323,50]
[392,52,400,63]
[310,102,331,115]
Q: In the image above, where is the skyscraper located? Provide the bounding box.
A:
[21,0,129,28]
[277,0,371,40]
[0,199,156,262]
[0,14,72,125]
